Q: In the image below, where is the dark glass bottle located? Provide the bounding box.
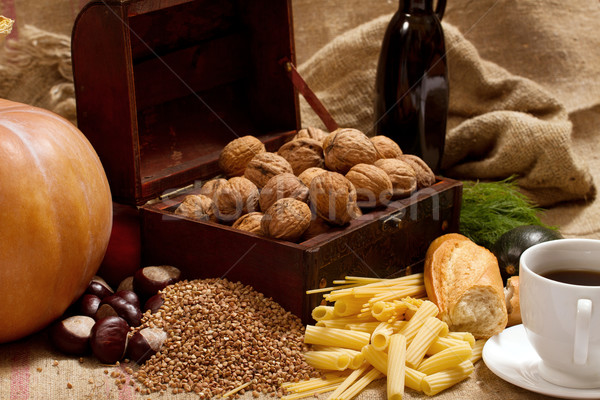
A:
[374,0,448,173]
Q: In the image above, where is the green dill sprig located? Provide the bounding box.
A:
[459,177,554,250]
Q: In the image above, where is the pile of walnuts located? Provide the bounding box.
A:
[174,127,436,243]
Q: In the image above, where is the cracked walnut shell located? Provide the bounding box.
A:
[345,163,393,207]
[374,158,417,199]
[370,135,403,159]
[309,171,359,226]
[213,176,259,222]
[232,212,264,235]
[259,173,309,212]
[174,194,217,222]
[322,128,378,174]
[218,136,266,177]
[261,198,311,242]
[277,138,324,175]
[243,152,293,189]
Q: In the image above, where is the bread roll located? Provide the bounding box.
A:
[424,233,508,339]
[505,276,521,327]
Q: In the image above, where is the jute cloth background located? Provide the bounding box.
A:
[1,0,600,399]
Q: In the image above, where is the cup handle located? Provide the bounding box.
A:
[574,298,592,365]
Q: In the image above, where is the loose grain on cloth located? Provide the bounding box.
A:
[298,17,594,207]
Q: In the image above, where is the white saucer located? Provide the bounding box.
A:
[483,324,600,399]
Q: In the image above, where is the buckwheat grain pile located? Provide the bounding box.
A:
[131,278,318,397]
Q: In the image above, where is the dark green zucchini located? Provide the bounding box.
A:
[493,225,563,283]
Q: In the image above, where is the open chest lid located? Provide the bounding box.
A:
[72,0,299,206]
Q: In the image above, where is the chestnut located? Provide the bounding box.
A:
[117,276,134,292]
[90,316,129,364]
[50,315,95,356]
[85,276,114,299]
[96,295,142,327]
[115,290,140,309]
[133,265,181,300]
[126,327,167,364]
[143,294,164,313]
[78,294,101,318]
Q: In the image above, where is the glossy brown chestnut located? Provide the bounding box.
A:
[96,295,142,327]
[78,294,101,318]
[49,315,95,356]
[133,265,181,300]
[126,327,167,364]
[143,294,164,313]
[85,276,113,299]
[115,290,140,310]
[116,276,134,292]
[90,316,129,364]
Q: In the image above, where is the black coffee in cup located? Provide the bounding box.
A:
[542,269,600,286]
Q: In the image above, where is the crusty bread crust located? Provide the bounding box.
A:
[505,276,521,327]
[424,233,508,339]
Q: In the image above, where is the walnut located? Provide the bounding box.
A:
[298,167,327,187]
[309,171,359,226]
[243,152,293,189]
[261,198,312,242]
[398,154,436,189]
[370,135,403,159]
[345,163,393,208]
[232,212,264,235]
[293,126,329,143]
[174,194,217,221]
[322,128,378,174]
[218,136,266,177]
[213,176,259,222]
[300,214,332,241]
[374,159,417,199]
[259,173,309,212]
[199,178,227,199]
[277,138,324,175]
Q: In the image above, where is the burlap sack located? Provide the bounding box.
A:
[298,14,595,207]
[0,25,75,124]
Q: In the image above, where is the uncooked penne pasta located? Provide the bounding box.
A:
[312,305,336,321]
[387,334,407,400]
[371,322,396,351]
[421,360,474,396]
[469,339,487,364]
[446,331,476,347]
[399,301,439,343]
[304,350,352,371]
[346,321,381,334]
[304,325,371,351]
[371,301,397,322]
[417,343,472,375]
[426,336,467,356]
[405,367,426,392]
[361,344,388,375]
[405,316,445,369]
[311,347,365,370]
[334,297,366,317]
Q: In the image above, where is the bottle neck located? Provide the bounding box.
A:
[399,0,433,13]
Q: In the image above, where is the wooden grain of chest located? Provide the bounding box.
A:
[71,0,462,323]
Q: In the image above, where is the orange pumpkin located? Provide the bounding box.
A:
[0,99,112,343]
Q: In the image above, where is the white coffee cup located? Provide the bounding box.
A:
[520,238,600,389]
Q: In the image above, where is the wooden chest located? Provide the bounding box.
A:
[71,0,462,323]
